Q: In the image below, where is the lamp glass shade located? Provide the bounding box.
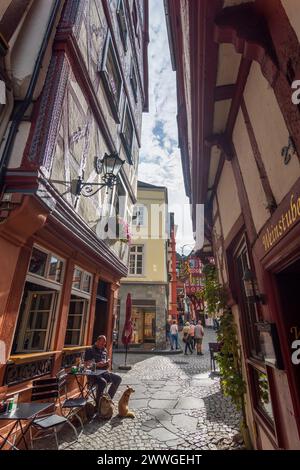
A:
[101,152,125,177]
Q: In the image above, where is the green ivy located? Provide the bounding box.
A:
[200,263,227,316]
[217,309,247,422]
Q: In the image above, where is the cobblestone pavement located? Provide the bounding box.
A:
[56,328,243,450]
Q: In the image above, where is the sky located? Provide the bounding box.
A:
[138,0,195,255]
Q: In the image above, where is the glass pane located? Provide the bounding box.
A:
[48,256,63,282]
[65,330,80,346]
[137,246,143,253]
[33,312,49,330]
[72,268,82,289]
[37,293,52,311]
[254,369,274,423]
[136,266,142,274]
[23,332,31,350]
[69,300,85,315]
[107,45,122,102]
[67,315,83,330]
[31,331,46,350]
[82,273,92,293]
[29,248,47,277]
[123,109,133,149]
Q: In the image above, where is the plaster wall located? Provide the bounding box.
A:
[216,161,241,239]
[281,0,300,43]
[243,61,300,204]
[233,108,269,233]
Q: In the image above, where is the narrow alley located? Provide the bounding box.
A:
[58,330,242,451]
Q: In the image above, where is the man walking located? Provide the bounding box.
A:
[84,335,122,405]
[170,320,179,350]
[194,320,204,355]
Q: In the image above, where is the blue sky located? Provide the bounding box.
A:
[139,0,194,254]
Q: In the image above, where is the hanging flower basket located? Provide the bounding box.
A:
[117,216,132,245]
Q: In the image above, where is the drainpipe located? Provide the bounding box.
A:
[0,0,62,193]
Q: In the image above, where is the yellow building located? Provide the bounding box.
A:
[118,181,169,349]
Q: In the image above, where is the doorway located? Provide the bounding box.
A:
[276,258,300,407]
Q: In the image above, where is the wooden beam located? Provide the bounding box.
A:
[214,84,235,101]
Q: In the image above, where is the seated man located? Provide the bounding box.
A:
[84,335,122,405]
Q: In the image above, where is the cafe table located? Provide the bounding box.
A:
[0,402,53,450]
[69,369,107,404]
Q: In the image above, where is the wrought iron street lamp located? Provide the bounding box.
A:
[52,152,125,197]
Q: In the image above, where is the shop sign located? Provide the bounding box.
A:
[262,193,300,253]
[291,326,300,365]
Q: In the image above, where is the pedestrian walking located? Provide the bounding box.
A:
[170,320,179,350]
[194,320,204,355]
[189,321,195,350]
[183,322,193,354]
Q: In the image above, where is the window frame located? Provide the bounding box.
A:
[64,266,93,347]
[130,60,138,103]
[64,294,89,347]
[132,204,145,227]
[120,99,135,164]
[233,237,263,361]
[72,266,93,294]
[99,30,123,123]
[128,244,145,276]
[116,0,128,52]
[28,245,65,285]
[16,290,60,354]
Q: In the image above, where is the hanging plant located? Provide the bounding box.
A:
[117,216,132,244]
[217,308,252,449]
[200,263,227,316]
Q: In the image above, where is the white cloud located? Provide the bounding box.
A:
[139,0,194,253]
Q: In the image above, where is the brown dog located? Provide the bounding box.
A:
[118,386,135,418]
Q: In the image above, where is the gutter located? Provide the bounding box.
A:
[0,0,62,193]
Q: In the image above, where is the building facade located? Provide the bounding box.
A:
[0,0,148,409]
[167,212,177,320]
[118,181,169,350]
[166,0,300,450]
[176,254,204,323]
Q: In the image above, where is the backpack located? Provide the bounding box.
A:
[98,393,114,419]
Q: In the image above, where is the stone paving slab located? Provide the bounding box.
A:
[44,328,245,451]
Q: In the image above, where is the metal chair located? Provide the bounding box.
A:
[30,372,84,449]
[208,342,221,371]
[56,369,86,432]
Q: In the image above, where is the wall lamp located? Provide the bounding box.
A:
[52,152,125,197]
[243,267,266,305]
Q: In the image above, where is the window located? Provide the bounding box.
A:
[132,205,145,226]
[130,61,138,103]
[13,246,65,353]
[117,0,128,51]
[16,290,58,352]
[132,0,138,35]
[100,32,123,122]
[72,267,92,293]
[129,245,144,275]
[251,366,275,425]
[121,101,134,163]
[64,295,88,346]
[65,267,93,346]
[235,243,263,360]
[29,246,64,283]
